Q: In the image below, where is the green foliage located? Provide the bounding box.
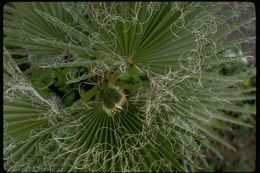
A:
[3,2,255,172]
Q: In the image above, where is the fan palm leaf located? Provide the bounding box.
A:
[3,2,255,172]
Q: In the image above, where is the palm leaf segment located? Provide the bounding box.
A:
[4,2,255,172]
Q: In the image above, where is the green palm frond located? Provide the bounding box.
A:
[4,2,255,172]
